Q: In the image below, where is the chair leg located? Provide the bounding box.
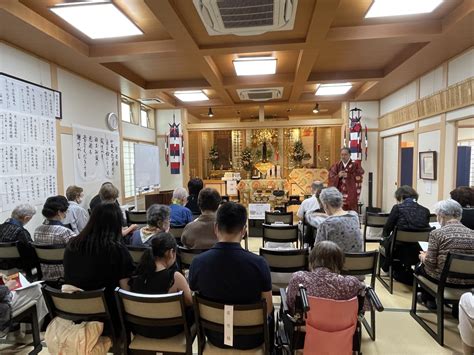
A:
[363,225,367,252]
[29,305,42,355]
[376,256,393,294]
[436,295,444,346]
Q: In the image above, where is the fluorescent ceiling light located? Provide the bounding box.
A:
[233,57,277,76]
[50,2,143,39]
[174,90,209,102]
[315,83,352,96]
[365,0,443,18]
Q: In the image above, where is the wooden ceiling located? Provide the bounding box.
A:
[1,0,472,122]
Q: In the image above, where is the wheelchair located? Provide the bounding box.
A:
[276,284,384,354]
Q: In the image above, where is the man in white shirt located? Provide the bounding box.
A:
[63,185,89,234]
[297,181,324,221]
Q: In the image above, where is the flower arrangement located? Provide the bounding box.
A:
[208,146,219,167]
[240,147,253,172]
[290,140,310,166]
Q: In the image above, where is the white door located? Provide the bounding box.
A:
[382,135,400,212]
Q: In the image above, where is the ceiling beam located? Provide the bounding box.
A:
[198,39,306,55]
[101,62,147,88]
[289,0,342,103]
[187,118,343,131]
[353,81,379,100]
[326,20,442,42]
[89,40,177,62]
[145,0,233,105]
[146,78,211,91]
[383,42,429,76]
[308,70,384,83]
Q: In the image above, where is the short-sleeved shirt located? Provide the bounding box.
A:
[62,201,89,234]
[189,242,272,349]
[64,241,135,293]
[170,204,193,226]
[297,195,320,220]
[315,212,362,252]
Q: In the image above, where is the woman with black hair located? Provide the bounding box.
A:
[34,195,75,280]
[129,232,193,338]
[63,203,134,294]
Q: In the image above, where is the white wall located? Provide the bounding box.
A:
[417,130,440,211]
[380,81,417,116]
[349,101,379,209]
[420,66,444,99]
[156,109,184,191]
[0,42,156,234]
[448,48,474,86]
[122,121,155,143]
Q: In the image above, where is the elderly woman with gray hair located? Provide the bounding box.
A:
[314,187,363,252]
[170,187,193,226]
[416,199,474,311]
[130,204,171,247]
[0,204,38,273]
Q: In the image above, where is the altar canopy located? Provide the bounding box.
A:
[288,168,329,195]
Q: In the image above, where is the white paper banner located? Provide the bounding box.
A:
[72,124,120,183]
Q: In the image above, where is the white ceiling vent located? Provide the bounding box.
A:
[237,87,283,101]
[139,98,164,105]
[193,0,298,36]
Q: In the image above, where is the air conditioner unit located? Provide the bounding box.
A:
[237,87,283,101]
[193,0,298,36]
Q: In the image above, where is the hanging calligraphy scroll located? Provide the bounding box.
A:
[0,73,60,213]
[72,125,120,183]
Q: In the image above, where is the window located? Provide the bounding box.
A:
[121,101,133,123]
[140,107,150,127]
[123,140,135,198]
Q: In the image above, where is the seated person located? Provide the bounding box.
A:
[287,241,365,314]
[315,187,362,252]
[189,202,273,350]
[417,199,474,310]
[130,204,170,247]
[96,183,137,237]
[0,274,48,337]
[450,186,474,230]
[185,178,204,215]
[459,292,474,355]
[34,196,75,280]
[380,186,431,283]
[62,185,89,234]
[0,204,38,273]
[170,187,193,226]
[297,181,324,221]
[129,232,193,338]
[181,188,221,249]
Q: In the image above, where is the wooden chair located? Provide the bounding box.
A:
[262,224,299,248]
[0,241,21,273]
[193,294,270,354]
[177,246,208,273]
[125,210,147,226]
[115,288,195,354]
[376,227,433,294]
[363,212,389,251]
[127,245,149,265]
[342,251,378,340]
[11,302,42,354]
[32,244,65,266]
[41,285,119,354]
[259,248,309,294]
[170,225,186,246]
[411,253,474,346]
[265,211,293,225]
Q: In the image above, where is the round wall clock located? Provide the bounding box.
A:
[106,112,119,131]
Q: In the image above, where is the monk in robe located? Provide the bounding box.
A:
[328,147,364,211]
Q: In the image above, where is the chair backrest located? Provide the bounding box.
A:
[393,227,433,243]
[42,285,110,321]
[265,211,293,225]
[0,242,20,259]
[178,246,208,271]
[429,213,437,223]
[170,225,186,242]
[365,212,389,227]
[115,288,188,329]
[125,210,147,225]
[439,253,474,288]
[304,296,358,355]
[193,294,268,351]
[32,244,65,264]
[262,224,298,243]
[342,251,378,288]
[127,245,149,264]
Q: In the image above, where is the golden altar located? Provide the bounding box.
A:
[288,168,329,196]
[237,179,289,208]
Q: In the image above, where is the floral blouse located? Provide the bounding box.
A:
[286,267,365,314]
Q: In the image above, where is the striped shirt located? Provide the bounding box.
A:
[424,220,474,285]
[34,220,75,280]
